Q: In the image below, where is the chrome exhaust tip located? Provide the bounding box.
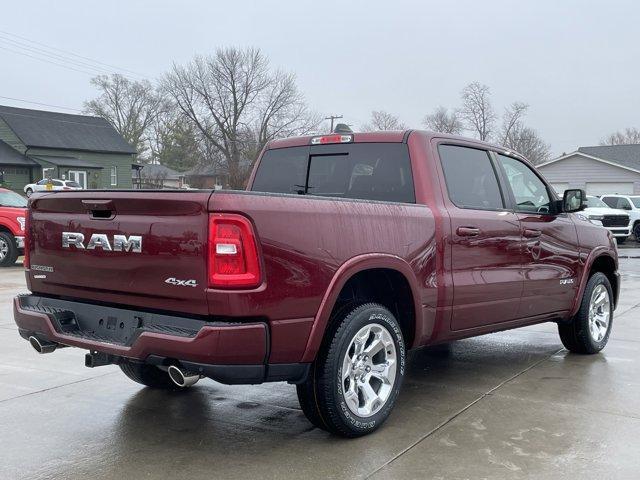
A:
[28,336,57,354]
[167,365,201,388]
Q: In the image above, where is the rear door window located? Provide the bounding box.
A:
[438,145,504,210]
[252,143,415,203]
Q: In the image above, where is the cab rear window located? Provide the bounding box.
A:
[251,144,415,203]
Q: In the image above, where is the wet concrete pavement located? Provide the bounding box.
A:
[1,255,639,479]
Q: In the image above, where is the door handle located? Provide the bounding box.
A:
[523,229,541,238]
[457,227,480,237]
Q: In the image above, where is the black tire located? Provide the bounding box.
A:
[297,303,406,437]
[0,232,19,268]
[617,237,627,244]
[634,222,640,241]
[558,272,613,354]
[119,361,181,389]
[25,188,33,198]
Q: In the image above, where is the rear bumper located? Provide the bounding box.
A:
[13,295,309,384]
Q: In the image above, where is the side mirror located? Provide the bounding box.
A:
[563,189,586,213]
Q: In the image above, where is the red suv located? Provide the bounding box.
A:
[0,188,26,267]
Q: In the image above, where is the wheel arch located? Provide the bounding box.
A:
[571,250,619,316]
[301,254,422,362]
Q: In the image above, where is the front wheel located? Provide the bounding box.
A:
[558,272,613,354]
[634,222,640,240]
[0,232,19,267]
[297,303,406,437]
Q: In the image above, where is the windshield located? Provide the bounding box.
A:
[0,190,27,208]
[586,196,608,208]
[630,196,640,208]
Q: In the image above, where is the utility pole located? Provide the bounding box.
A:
[325,115,343,133]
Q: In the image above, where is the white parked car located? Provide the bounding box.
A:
[600,194,640,239]
[24,179,83,197]
[579,196,630,243]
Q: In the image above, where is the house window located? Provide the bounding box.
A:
[110,166,117,186]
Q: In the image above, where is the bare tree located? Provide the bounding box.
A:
[460,82,495,141]
[84,74,165,156]
[149,111,203,172]
[600,127,640,145]
[163,47,319,188]
[361,110,406,131]
[499,102,528,141]
[497,101,550,164]
[503,125,550,164]
[423,106,463,134]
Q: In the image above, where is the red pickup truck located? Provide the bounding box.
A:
[14,130,619,437]
[0,187,26,267]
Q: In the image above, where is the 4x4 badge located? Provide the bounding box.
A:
[165,277,198,288]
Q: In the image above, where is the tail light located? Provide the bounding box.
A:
[23,210,31,269]
[208,214,261,288]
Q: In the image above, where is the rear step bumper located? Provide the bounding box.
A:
[14,295,309,384]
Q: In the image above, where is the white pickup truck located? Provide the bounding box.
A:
[581,196,630,243]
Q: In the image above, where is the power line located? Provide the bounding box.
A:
[325,114,343,132]
[0,35,118,76]
[0,95,82,113]
[0,44,99,76]
[0,29,145,78]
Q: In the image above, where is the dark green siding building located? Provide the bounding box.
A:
[0,105,136,192]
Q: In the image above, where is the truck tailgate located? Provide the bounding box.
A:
[27,191,213,316]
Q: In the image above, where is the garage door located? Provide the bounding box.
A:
[585,182,634,196]
[550,183,569,195]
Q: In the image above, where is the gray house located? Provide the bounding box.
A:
[0,105,136,192]
[537,145,640,196]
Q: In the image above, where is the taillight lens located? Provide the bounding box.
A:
[208,214,261,288]
[23,210,31,269]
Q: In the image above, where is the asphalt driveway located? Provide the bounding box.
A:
[1,255,639,480]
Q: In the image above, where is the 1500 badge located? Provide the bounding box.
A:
[165,277,198,288]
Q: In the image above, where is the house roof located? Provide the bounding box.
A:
[577,145,640,170]
[0,139,39,166]
[139,163,182,179]
[33,155,103,169]
[538,144,640,175]
[0,105,137,154]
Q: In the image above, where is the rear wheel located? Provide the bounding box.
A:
[0,232,18,267]
[297,303,406,437]
[558,272,613,354]
[119,361,180,389]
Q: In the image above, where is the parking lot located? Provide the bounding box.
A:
[0,251,639,480]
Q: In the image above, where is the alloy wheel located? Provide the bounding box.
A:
[0,237,8,260]
[341,323,397,417]
[588,284,610,342]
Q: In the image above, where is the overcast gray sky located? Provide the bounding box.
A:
[1,0,638,155]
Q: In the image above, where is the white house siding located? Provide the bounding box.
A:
[537,154,640,194]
